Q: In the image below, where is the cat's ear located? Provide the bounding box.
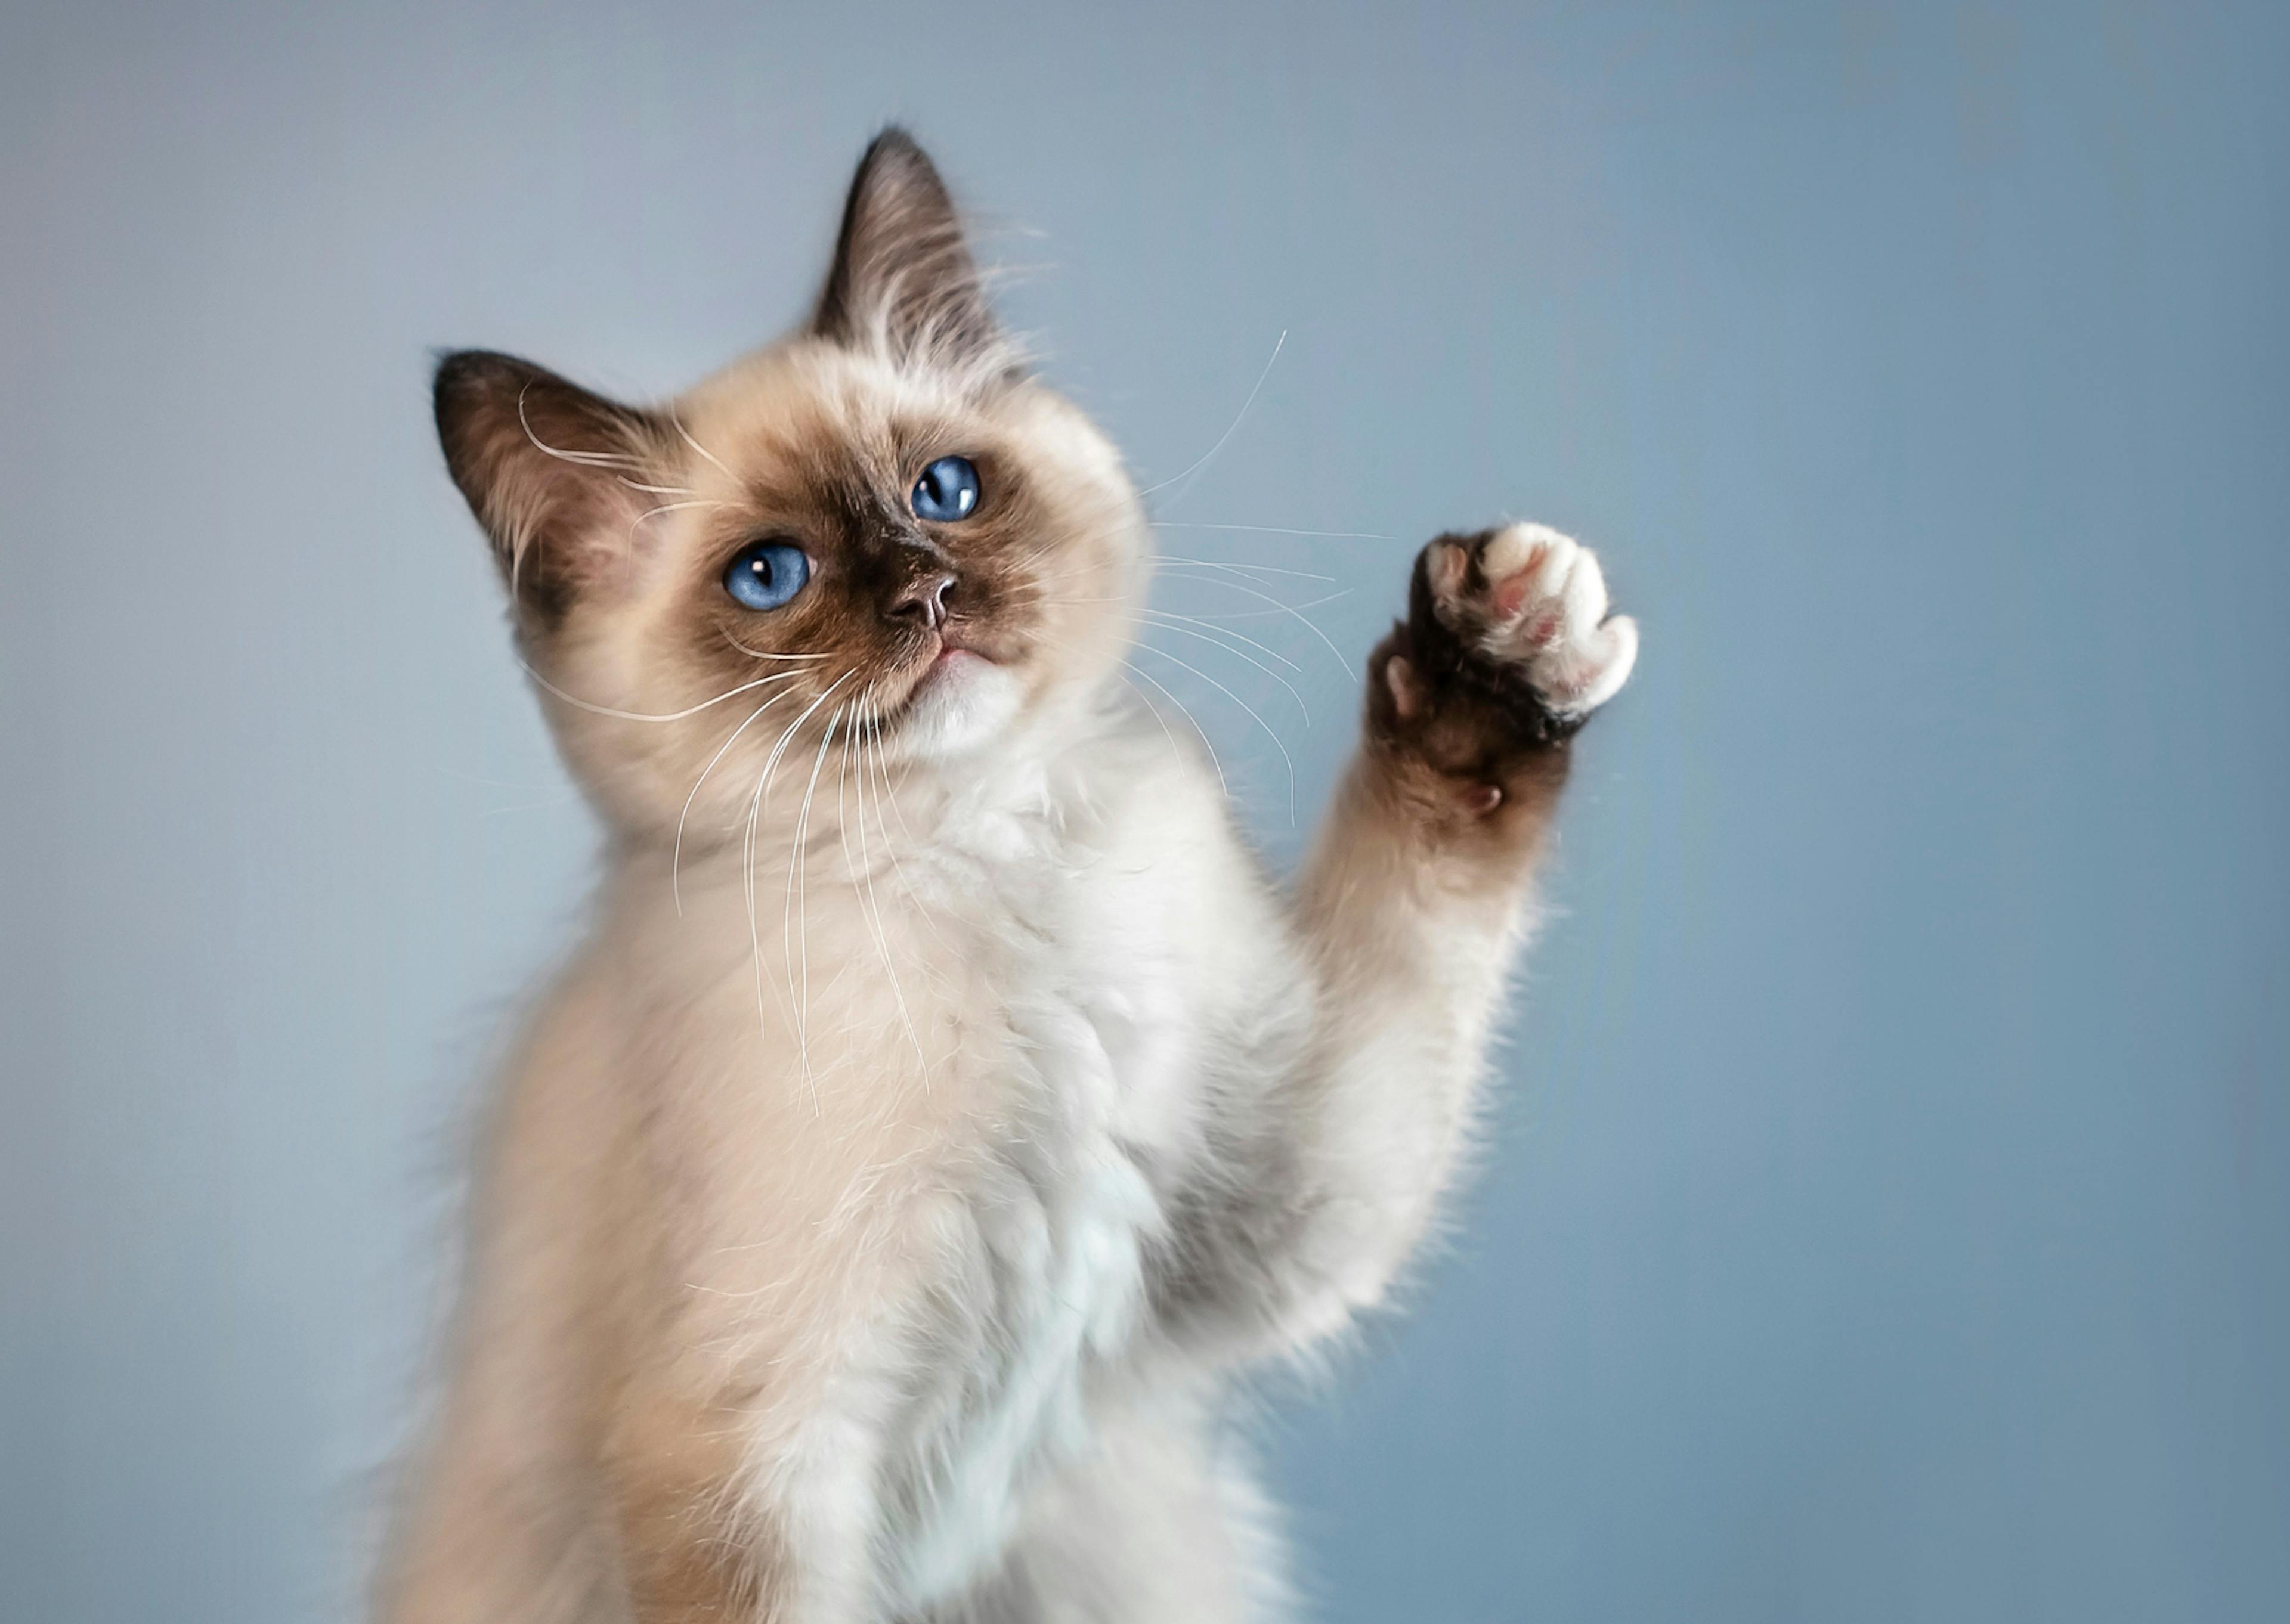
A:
[810,128,1010,376]
[432,351,670,622]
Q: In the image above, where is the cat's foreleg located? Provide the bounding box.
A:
[1287,523,1635,1335]
[1161,524,1637,1358]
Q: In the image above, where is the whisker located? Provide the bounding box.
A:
[1135,328,1287,504]
[673,688,800,915]
[1028,589,1338,625]
[867,705,927,851]
[1181,588,1356,621]
[724,634,833,663]
[739,670,856,1094]
[626,499,722,557]
[1117,669,1194,782]
[861,711,958,966]
[785,704,845,1113]
[518,383,641,467]
[1152,554,1338,583]
[670,404,735,481]
[518,662,804,723]
[845,692,930,1089]
[1138,605,1302,671]
[1119,658,1229,799]
[756,672,854,815]
[1134,612,1311,724]
[1152,566,1353,676]
[1130,641,1296,824]
[1152,520,1398,541]
[741,760,770,1058]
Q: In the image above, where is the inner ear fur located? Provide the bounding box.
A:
[432,349,671,621]
[810,127,1008,376]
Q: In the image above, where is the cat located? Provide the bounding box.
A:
[378,128,1639,1624]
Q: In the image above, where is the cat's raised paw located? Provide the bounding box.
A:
[1420,522,1638,721]
[1367,522,1636,822]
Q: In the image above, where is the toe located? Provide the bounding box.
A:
[1555,546,1608,640]
[1480,522,1562,618]
[1535,612,1638,717]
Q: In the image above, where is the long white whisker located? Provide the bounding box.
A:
[740,671,853,1050]
[673,688,799,915]
[1119,658,1229,799]
[1152,566,1352,676]
[1134,328,1287,504]
[1152,520,1398,541]
[670,405,735,479]
[867,707,925,851]
[517,383,640,467]
[742,761,770,1053]
[1152,554,1338,583]
[613,497,722,590]
[1179,588,1356,621]
[725,634,833,662]
[1134,612,1311,724]
[1026,587,1356,625]
[862,709,954,960]
[739,668,853,1084]
[519,662,804,723]
[1131,641,1296,823]
[846,694,930,1089]
[785,705,844,1113]
[1118,670,1193,779]
[861,711,904,864]
[754,672,854,807]
[1139,605,1303,671]
[625,500,722,565]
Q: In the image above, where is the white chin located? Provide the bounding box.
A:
[895,654,1023,760]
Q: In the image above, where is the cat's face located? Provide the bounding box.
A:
[434,132,1144,841]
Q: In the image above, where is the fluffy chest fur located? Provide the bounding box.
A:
[624,727,1256,1611]
[870,746,1227,1608]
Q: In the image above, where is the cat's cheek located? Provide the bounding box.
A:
[896,654,1025,760]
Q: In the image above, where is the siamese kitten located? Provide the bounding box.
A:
[380,129,1638,1624]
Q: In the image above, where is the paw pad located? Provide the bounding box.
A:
[1427,522,1638,719]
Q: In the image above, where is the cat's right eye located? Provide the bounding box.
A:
[723,541,811,612]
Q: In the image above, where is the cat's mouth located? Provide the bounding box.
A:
[930,628,981,662]
[879,626,1008,727]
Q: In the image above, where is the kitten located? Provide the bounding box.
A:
[379,129,1638,1624]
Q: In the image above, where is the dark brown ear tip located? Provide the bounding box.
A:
[864,124,925,160]
[858,125,939,182]
[432,349,479,413]
[432,348,516,387]
[431,349,530,432]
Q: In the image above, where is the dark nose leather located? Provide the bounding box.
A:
[890,571,957,630]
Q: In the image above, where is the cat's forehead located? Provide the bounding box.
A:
[677,340,985,488]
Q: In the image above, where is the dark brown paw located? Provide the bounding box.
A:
[1367,523,1638,824]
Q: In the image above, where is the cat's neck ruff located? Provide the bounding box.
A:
[610,680,1130,915]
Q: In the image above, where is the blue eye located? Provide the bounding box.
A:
[723,541,810,611]
[911,455,980,522]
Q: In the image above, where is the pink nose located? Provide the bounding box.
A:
[892,572,956,630]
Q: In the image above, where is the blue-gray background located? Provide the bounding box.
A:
[5,2,2285,1620]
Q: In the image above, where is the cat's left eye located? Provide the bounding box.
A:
[723,540,811,612]
[911,456,981,522]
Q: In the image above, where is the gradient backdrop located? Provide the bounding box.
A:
[5,2,2286,1620]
